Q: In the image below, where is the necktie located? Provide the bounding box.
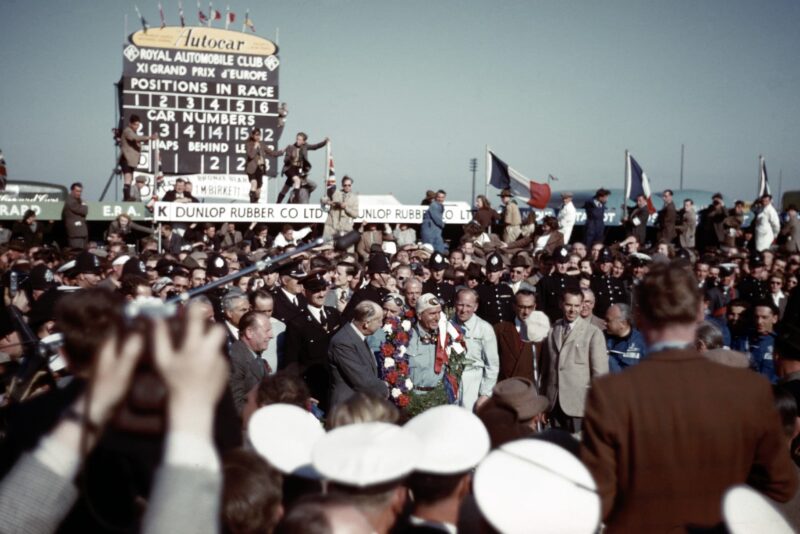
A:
[562,324,571,345]
[257,354,272,377]
[319,308,327,329]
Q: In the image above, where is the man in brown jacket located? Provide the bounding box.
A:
[494,290,543,385]
[580,263,797,532]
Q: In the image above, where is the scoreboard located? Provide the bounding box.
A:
[119,27,282,183]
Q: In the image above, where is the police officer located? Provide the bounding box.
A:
[422,252,455,308]
[340,252,392,323]
[536,246,579,322]
[283,270,341,412]
[604,303,646,373]
[732,300,779,383]
[476,253,515,325]
[591,247,628,318]
[737,252,769,303]
[270,261,307,324]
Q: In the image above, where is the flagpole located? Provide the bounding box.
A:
[623,149,629,214]
[484,145,490,198]
[778,169,783,203]
[208,1,213,26]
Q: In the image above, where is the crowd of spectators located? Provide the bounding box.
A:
[0,177,798,532]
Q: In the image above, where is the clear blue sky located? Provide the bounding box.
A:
[1,0,799,203]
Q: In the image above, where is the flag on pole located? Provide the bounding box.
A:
[134,5,149,32]
[178,0,186,27]
[624,151,657,214]
[208,2,221,26]
[758,155,771,197]
[158,2,166,28]
[197,1,208,24]
[325,144,336,199]
[243,10,256,32]
[486,148,551,209]
[225,6,235,29]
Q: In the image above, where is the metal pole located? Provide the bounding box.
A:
[680,144,684,191]
[778,169,783,205]
[157,222,162,252]
[469,158,477,207]
[484,145,490,198]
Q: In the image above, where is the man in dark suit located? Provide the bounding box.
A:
[328,300,388,408]
[624,195,649,245]
[160,223,184,255]
[229,311,274,414]
[284,271,341,412]
[494,289,543,384]
[422,252,455,308]
[119,114,157,201]
[656,189,677,244]
[580,263,797,532]
[61,182,88,249]
[270,261,307,324]
[341,252,391,323]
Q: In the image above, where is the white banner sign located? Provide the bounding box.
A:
[153,201,473,224]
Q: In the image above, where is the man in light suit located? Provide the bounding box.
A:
[328,300,388,408]
[322,175,359,239]
[453,288,500,411]
[676,198,697,249]
[754,193,781,251]
[541,288,608,432]
[229,311,274,414]
[557,191,577,244]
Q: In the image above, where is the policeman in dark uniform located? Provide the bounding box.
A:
[591,247,629,318]
[476,252,515,325]
[422,252,455,308]
[270,261,308,324]
[536,246,579,323]
[206,253,231,323]
[737,252,769,303]
[283,270,341,413]
[341,252,392,322]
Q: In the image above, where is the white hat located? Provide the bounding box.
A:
[724,485,793,534]
[419,243,435,255]
[474,439,600,534]
[248,404,325,478]
[415,293,441,315]
[404,405,489,474]
[312,422,420,487]
[57,260,76,274]
[382,241,397,256]
[523,311,551,343]
[112,254,131,267]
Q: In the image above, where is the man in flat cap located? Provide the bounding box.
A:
[328,300,388,408]
[284,270,341,412]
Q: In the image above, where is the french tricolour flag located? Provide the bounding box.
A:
[625,151,656,214]
[486,148,551,209]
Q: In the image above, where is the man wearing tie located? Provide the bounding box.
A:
[284,271,341,412]
[270,261,307,324]
[328,300,389,408]
[229,311,274,415]
[541,289,608,433]
[494,290,545,385]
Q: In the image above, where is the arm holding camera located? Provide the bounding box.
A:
[0,306,229,534]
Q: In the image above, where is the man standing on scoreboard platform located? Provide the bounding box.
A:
[276,132,329,204]
[119,114,157,202]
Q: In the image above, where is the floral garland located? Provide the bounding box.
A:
[405,318,468,416]
[377,316,414,408]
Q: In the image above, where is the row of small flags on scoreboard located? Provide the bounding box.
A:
[135,2,257,32]
[488,147,773,210]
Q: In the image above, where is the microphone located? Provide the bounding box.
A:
[334,230,360,251]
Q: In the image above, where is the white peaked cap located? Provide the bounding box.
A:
[312,422,420,487]
[248,404,325,478]
[724,485,793,534]
[474,439,601,534]
[112,254,131,266]
[404,405,490,474]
